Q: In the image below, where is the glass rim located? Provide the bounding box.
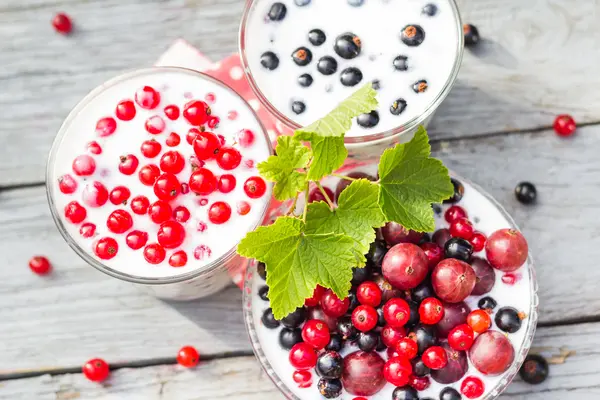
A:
[242,170,539,400]
[238,0,465,145]
[46,66,274,286]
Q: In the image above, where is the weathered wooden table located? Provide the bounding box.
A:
[1,0,599,398]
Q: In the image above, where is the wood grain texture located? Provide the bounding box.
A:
[0,322,596,399]
[0,124,597,374]
[2,0,600,185]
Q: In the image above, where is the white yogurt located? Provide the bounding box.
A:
[48,68,272,280]
[248,165,536,399]
[242,0,462,137]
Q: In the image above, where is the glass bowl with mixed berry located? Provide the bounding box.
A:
[243,164,538,400]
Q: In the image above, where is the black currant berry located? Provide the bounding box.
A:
[405,300,420,329]
[317,378,343,398]
[400,25,425,46]
[292,100,306,115]
[292,47,312,66]
[351,264,372,286]
[366,240,387,268]
[440,387,462,400]
[258,286,269,301]
[393,55,409,71]
[444,237,473,262]
[326,334,343,352]
[519,354,549,384]
[257,262,267,280]
[390,98,407,116]
[281,307,307,328]
[337,316,358,341]
[444,178,464,204]
[261,308,280,329]
[308,29,326,46]
[412,79,428,93]
[268,2,287,21]
[478,296,497,310]
[392,386,419,400]
[422,3,438,16]
[260,52,279,70]
[495,307,523,333]
[334,33,361,59]
[357,111,379,128]
[357,331,379,352]
[298,73,313,87]
[464,24,480,47]
[317,56,338,75]
[316,351,343,379]
[515,181,537,204]
[279,328,302,349]
[411,279,435,304]
[410,323,438,354]
[340,67,363,87]
[411,356,431,377]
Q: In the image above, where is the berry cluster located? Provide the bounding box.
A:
[57,85,268,266]
[257,176,529,399]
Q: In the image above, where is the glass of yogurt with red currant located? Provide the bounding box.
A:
[239,0,463,159]
[47,67,273,300]
[244,165,538,399]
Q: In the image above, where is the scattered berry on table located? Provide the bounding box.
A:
[553,114,576,137]
[82,358,110,382]
[177,346,200,368]
[519,354,549,384]
[463,24,480,47]
[515,181,537,204]
[52,13,73,35]
[28,256,52,275]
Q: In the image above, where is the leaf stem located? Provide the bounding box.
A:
[286,193,300,216]
[302,185,309,221]
[332,173,357,181]
[316,182,335,210]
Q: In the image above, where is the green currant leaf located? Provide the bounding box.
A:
[257,136,311,200]
[378,127,454,232]
[306,136,347,181]
[237,217,359,319]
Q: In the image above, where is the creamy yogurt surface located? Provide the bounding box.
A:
[248,165,535,399]
[242,0,462,137]
[48,68,272,279]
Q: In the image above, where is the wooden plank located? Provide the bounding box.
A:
[1,0,600,185]
[0,322,596,399]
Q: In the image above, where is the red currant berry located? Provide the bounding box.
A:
[292,370,312,388]
[289,343,317,370]
[420,242,444,269]
[304,285,325,307]
[237,129,255,148]
[139,164,160,186]
[96,117,117,137]
[237,201,251,216]
[244,176,267,199]
[106,209,133,234]
[126,230,148,250]
[461,376,485,399]
[144,243,166,264]
[395,338,418,360]
[65,201,87,224]
[160,151,185,174]
[157,221,186,249]
[87,141,102,155]
[216,147,242,170]
[502,273,517,285]
[166,132,181,147]
[109,186,131,205]
[192,131,221,160]
[467,310,492,333]
[302,319,331,349]
[58,174,78,194]
[176,346,199,368]
[115,100,136,121]
[130,195,150,215]
[180,182,190,194]
[448,323,475,351]
[29,256,52,275]
[381,325,406,348]
[383,357,412,386]
[422,346,448,370]
[169,251,188,267]
[149,201,172,224]
[119,154,139,175]
[145,115,166,135]
[189,168,217,195]
[183,100,211,126]
[227,110,238,120]
[444,205,468,223]
[383,298,410,328]
[193,244,211,260]
[141,139,162,158]
[469,231,486,252]
[51,12,73,34]
[72,155,96,176]
[409,375,430,391]
[94,237,118,260]
[186,128,201,145]
[356,281,383,307]
[208,201,232,224]
[553,114,576,137]
[207,116,220,129]
[80,222,96,238]
[135,86,160,110]
[352,305,378,332]
[82,181,109,208]
[164,105,180,120]
[450,217,474,240]
[320,289,350,318]
[154,173,180,201]
[205,92,216,103]
[218,174,236,193]
[173,206,191,223]
[419,297,445,325]
[82,358,110,382]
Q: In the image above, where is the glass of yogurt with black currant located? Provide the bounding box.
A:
[243,164,538,399]
[47,67,273,300]
[239,0,463,158]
